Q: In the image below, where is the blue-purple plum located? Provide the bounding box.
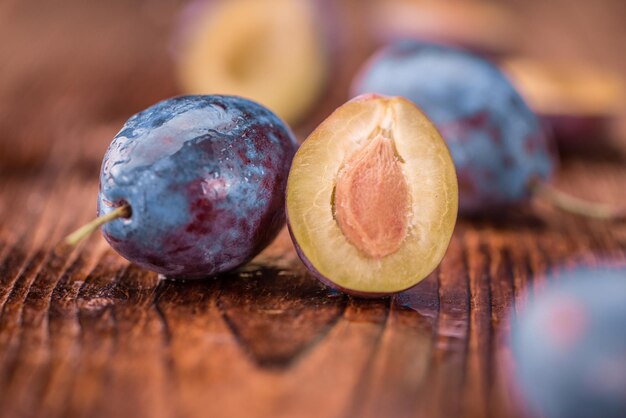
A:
[510,267,626,418]
[352,41,555,214]
[98,95,297,278]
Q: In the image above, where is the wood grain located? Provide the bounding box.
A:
[1,0,626,417]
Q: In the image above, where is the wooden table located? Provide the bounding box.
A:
[1,1,625,417]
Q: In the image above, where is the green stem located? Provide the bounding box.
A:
[532,181,624,221]
[65,205,131,245]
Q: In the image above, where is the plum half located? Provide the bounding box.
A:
[503,57,624,149]
[286,95,458,296]
[175,0,327,125]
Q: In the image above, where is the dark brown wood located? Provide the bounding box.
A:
[1,0,626,417]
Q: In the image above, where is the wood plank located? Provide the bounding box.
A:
[1,0,626,417]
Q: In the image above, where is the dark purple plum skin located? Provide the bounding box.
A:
[98,95,297,278]
[352,41,555,214]
[510,266,626,418]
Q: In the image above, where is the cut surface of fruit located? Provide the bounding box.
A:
[287,95,458,295]
[503,57,624,146]
[176,0,327,124]
[503,57,624,117]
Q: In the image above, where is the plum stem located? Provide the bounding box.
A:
[65,204,131,245]
[532,181,624,220]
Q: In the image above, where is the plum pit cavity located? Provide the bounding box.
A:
[334,126,410,259]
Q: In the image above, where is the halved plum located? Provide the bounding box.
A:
[286,95,458,296]
[503,57,624,149]
[175,0,327,124]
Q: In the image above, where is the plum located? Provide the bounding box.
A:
[510,266,626,418]
[174,0,327,125]
[69,95,297,278]
[503,57,624,150]
[286,94,458,296]
[352,41,555,214]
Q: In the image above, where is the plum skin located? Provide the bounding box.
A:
[510,267,626,418]
[98,95,297,278]
[353,41,555,214]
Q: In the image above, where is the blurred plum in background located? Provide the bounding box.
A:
[503,57,625,151]
[173,0,328,125]
[509,265,626,418]
[352,41,554,215]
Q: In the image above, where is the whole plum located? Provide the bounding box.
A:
[96,95,297,278]
[510,267,626,418]
[352,41,554,214]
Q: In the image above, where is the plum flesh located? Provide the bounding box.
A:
[174,0,327,124]
[353,41,554,214]
[503,57,624,150]
[98,95,297,278]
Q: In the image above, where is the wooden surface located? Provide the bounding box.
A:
[1,1,626,417]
